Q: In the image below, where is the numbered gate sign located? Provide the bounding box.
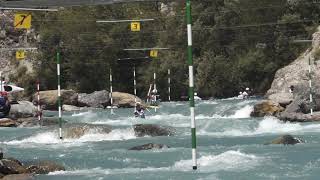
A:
[150,50,158,58]
[16,50,25,60]
[131,22,140,32]
[14,13,32,29]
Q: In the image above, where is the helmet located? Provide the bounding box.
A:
[246,87,249,91]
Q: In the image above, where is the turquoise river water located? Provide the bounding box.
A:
[1,98,320,180]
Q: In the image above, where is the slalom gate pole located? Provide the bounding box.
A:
[133,64,137,112]
[110,67,114,114]
[0,72,2,92]
[308,57,313,115]
[168,69,171,101]
[37,79,42,126]
[186,0,197,170]
[154,72,157,112]
[57,52,63,139]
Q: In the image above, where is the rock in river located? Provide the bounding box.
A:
[129,143,169,150]
[264,135,303,145]
[133,124,175,137]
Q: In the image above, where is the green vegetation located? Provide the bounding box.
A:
[23,0,320,99]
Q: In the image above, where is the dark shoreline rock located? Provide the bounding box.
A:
[0,157,65,177]
[129,143,169,150]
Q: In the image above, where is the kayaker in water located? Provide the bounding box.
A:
[0,91,11,118]
[134,102,145,118]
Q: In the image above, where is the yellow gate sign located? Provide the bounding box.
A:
[150,50,158,58]
[131,22,140,32]
[14,13,32,29]
[16,50,25,60]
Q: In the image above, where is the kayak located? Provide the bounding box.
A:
[1,83,24,92]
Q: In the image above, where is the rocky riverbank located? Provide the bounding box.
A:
[251,26,320,122]
[0,90,145,127]
[32,90,144,111]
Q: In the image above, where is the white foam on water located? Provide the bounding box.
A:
[199,116,320,137]
[6,132,61,145]
[49,151,263,176]
[197,105,253,120]
[201,101,218,105]
[173,150,263,172]
[71,111,94,117]
[148,113,188,120]
[92,119,132,126]
[227,105,253,118]
[49,166,170,176]
[253,116,320,134]
[4,128,136,146]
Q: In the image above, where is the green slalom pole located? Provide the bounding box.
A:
[186,0,197,170]
[57,52,63,139]
[133,64,137,112]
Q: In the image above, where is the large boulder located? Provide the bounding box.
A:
[112,92,143,108]
[0,118,17,127]
[268,92,293,107]
[0,159,28,174]
[264,135,303,145]
[266,27,320,115]
[129,143,169,150]
[278,111,320,122]
[9,101,37,119]
[63,123,112,139]
[62,105,80,112]
[24,160,65,174]
[78,90,109,108]
[133,124,175,137]
[32,90,78,110]
[0,158,27,175]
[250,100,284,117]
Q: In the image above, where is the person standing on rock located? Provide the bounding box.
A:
[289,85,294,94]
[0,91,10,118]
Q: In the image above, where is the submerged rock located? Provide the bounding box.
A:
[63,123,112,139]
[1,174,34,180]
[129,143,169,150]
[251,100,284,117]
[24,160,65,174]
[133,124,175,137]
[265,135,303,145]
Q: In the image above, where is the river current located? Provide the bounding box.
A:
[1,98,320,179]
